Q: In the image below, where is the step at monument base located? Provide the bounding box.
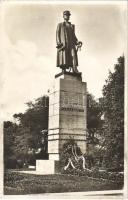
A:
[36,160,60,174]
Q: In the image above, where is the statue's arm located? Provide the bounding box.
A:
[73,24,83,48]
[56,23,61,45]
[73,25,79,45]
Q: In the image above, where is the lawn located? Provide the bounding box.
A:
[4,170,123,195]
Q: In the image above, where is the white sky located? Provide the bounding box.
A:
[0,1,126,121]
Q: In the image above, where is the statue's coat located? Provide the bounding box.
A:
[56,22,78,68]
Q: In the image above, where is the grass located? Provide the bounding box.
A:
[4,170,123,195]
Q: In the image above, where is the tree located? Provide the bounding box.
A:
[4,121,17,168]
[87,93,103,144]
[102,56,124,168]
[4,95,49,168]
[13,95,49,149]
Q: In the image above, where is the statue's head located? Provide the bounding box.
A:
[63,10,71,21]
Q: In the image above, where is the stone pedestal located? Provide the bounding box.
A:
[48,72,87,161]
[36,72,87,174]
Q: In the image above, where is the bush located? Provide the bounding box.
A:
[5,159,17,169]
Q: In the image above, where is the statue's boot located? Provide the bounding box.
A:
[73,66,79,73]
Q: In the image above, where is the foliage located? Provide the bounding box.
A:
[87,93,103,144]
[4,122,17,168]
[13,96,49,148]
[4,95,49,168]
[102,56,124,167]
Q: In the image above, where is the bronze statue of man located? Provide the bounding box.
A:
[56,10,82,73]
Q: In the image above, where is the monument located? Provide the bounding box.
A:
[36,11,87,174]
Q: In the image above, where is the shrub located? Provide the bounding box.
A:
[5,159,17,169]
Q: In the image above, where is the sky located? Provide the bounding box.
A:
[0,1,126,121]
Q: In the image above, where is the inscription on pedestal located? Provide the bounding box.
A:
[60,91,86,112]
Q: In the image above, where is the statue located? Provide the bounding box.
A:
[56,10,82,73]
